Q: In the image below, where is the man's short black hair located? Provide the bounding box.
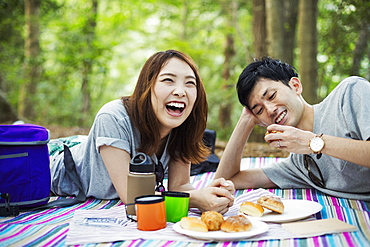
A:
[236,57,299,108]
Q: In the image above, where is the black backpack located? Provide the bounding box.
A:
[190,129,220,176]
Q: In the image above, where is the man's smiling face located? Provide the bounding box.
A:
[247,77,304,127]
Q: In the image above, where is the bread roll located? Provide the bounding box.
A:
[180,217,208,232]
[257,195,284,214]
[240,201,264,217]
[200,211,224,231]
[265,130,283,135]
[220,215,252,233]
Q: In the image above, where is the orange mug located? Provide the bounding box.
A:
[135,195,166,231]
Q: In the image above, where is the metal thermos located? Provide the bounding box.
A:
[126,153,156,215]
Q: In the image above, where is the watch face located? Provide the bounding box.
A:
[310,137,324,152]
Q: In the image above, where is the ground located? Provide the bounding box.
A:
[46,125,289,158]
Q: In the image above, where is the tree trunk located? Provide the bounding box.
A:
[19,0,41,120]
[283,0,298,65]
[266,0,285,61]
[0,90,18,123]
[218,1,236,129]
[81,0,98,125]
[298,0,318,104]
[350,24,369,76]
[252,0,267,59]
[218,33,235,129]
[233,0,250,61]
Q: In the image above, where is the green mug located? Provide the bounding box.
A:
[162,191,190,223]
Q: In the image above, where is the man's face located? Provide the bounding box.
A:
[247,77,304,127]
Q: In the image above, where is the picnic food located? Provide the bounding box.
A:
[180,217,208,232]
[265,130,284,143]
[257,195,284,214]
[200,211,224,231]
[220,215,252,233]
[265,130,283,135]
[180,211,253,233]
[240,201,264,217]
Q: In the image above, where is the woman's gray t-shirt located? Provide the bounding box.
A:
[50,99,170,199]
[262,76,370,201]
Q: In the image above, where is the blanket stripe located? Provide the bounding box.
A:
[1,157,369,247]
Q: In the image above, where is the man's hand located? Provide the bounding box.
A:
[265,124,314,154]
[241,107,267,126]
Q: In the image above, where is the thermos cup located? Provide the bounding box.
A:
[162,191,190,223]
[135,195,166,231]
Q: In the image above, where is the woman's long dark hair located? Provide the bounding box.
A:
[122,50,209,164]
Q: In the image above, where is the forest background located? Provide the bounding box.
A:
[1,0,369,149]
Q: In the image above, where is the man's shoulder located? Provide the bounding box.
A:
[337,76,369,90]
[326,76,369,100]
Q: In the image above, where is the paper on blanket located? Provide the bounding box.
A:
[282,218,357,238]
[65,205,208,245]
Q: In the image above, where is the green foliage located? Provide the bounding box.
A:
[317,0,370,99]
[0,0,368,140]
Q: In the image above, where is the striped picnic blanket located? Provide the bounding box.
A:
[1,157,369,246]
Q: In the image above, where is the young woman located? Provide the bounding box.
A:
[50,50,235,214]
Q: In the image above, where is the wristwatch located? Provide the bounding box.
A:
[308,133,325,159]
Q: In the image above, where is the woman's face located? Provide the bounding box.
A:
[151,58,197,137]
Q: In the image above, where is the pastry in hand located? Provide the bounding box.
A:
[265,130,283,143]
[257,195,284,214]
[200,211,224,231]
[265,130,283,135]
[240,201,264,217]
[220,215,252,233]
[180,217,208,232]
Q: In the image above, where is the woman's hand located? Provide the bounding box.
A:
[209,178,235,207]
[190,186,234,214]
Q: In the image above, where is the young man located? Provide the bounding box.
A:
[215,57,370,201]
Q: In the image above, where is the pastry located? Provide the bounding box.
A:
[180,217,208,232]
[240,201,264,217]
[265,130,283,135]
[257,195,284,214]
[200,211,224,231]
[220,215,252,233]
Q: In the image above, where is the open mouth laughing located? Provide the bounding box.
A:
[166,102,185,115]
[275,110,287,124]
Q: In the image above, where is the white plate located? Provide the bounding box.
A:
[248,199,322,223]
[172,218,269,241]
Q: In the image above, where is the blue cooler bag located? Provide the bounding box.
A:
[0,124,51,213]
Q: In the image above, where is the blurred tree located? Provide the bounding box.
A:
[0,0,368,142]
[252,0,267,60]
[0,0,23,122]
[80,0,98,124]
[283,0,298,65]
[266,0,285,60]
[351,23,369,76]
[252,0,298,64]
[298,0,318,104]
[0,91,18,122]
[18,0,42,119]
[318,0,370,97]
[218,0,236,130]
